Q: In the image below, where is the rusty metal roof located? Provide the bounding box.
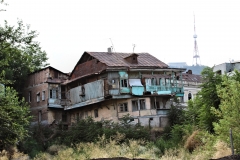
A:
[181,73,202,83]
[86,52,169,68]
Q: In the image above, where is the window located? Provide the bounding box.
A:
[120,79,128,87]
[28,91,31,102]
[154,101,160,109]
[132,100,138,111]
[38,111,42,122]
[165,78,170,85]
[56,90,58,99]
[62,113,67,122]
[84,111,88,118]
[76,113,79,121]
[42,91,45,100]
[119,103,128,112]
[140,99,146,110]
[50,89,52,98]
[188,93,192,100]
[79,112,84,120]
[37,92,40,102]
[94,109,98,118]
[49,89,57,99]
[151,78,156,85]
[160,78,165,86]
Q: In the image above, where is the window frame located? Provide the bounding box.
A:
[28,91,31,103]
[37,92,40,102]
[94,109,98,118]
[132,100,138,111]
[139,99,146,110]
[42,91,45,101]
[119,103,128,112]
[120,79,128,87]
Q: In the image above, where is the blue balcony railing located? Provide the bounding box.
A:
[145,85,183,96]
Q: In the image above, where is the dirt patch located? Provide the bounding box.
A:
[91,158,150,160]
[210,154,240,160]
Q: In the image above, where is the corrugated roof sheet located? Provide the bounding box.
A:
[86,52,169,68]
[181,73,202,83]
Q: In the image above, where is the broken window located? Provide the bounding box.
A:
[140,99,146,110]
[119,103,128,112]
[120,79,128,87]
[28,91,31,102]
[37,92,40,102]
[42,91,45,101]
[94,109,98,118]
[132,100,138,111]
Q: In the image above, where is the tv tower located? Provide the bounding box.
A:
[192,14,201,66]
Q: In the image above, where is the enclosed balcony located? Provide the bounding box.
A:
[145,77,184,96]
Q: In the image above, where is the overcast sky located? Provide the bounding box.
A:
[1,0,240,73]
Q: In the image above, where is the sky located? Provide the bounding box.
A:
[1,0,240,73]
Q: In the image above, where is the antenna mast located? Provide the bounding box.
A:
[192,13,201,66]
[109,38,116,53]
[133,44,135,53]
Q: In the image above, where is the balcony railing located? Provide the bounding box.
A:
[145,85,183,95]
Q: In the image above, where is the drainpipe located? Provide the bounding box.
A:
[138,99,141,117]
[180,72,183,92]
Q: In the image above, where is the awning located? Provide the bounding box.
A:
[129,79,143,86]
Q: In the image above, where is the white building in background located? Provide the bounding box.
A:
[177,70,202,107]
[213,61,240,75]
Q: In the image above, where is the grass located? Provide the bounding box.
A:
[0,131,234,160]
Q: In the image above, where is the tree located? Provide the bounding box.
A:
[214,73,240,153]
[0,20,49,93]
[0,87,31,149]
[192,67,222,132]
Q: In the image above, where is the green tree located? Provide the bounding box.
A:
[0,20,48,93]
[192,67,222,132]
[0,87,31,149]
[214,73,240,153]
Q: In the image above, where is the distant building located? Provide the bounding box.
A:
[212,61,240,75]
[168,62,206,75]
[179,70,202,106]
[168,62,187,68]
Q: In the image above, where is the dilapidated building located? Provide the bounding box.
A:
[24,51,189,128]
[23,67,69,127]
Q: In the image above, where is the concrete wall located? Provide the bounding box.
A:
[68,97,171,127]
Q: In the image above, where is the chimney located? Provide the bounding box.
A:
[107,47,112,53]
[187,70,192,74]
